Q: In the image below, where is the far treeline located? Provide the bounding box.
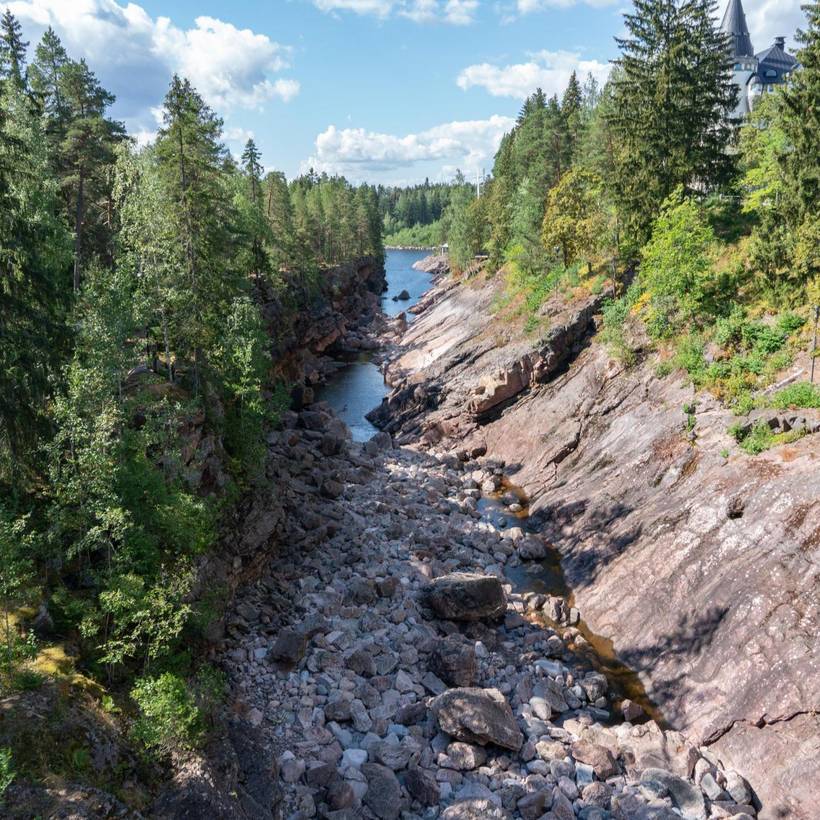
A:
[378,180,473,246]
[426,0,819,428]
[0,9,383,763]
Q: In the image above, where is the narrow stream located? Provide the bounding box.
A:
[314,249,432,442]
[317,249,664,726]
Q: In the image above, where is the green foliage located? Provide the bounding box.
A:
[729,419,807,455]
[384,220,444,247]
[131,672,203,756]
[215,297,272,480]
[542,167,606,269]
[639,191,716,338]
[770,381,820,409]
[600,288,639,364]
[608,0,738,245]
[0,746,13,803]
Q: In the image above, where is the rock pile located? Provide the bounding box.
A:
[220,408,758,820]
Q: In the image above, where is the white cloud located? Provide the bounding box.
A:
[457,50,610,99]
[9,0,299,137]
[302,115,515,183]
[744,0,805,53]
[312,0,479,24]
[516,0,617,11]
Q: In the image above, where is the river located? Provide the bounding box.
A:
[314,248,432,442]
[317,248,662,723]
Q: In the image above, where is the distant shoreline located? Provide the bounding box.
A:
[384,244,437,251]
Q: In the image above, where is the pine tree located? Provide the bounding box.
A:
[778,0,820,287]
[609,0,738,247]
[60,59,124,291]
[562,70,583,159]
[0,10,28,88]
[241,138,263,204]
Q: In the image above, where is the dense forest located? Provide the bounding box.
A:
[378,180,471,246]
[0,8,382,762]
[440,0,819,428]
[1,0,819,805]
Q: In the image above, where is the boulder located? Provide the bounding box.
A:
[640,768,706,820]
[362,763,403,820]
[441,799,511,819]
[570,740,618,779]
[430,638,477,687]
[429,688,524,751]
[425,573,506,622]
[269,628,307,665]
[404,767,440,806]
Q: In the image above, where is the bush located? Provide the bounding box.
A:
[770,381,820,409]
[600,296,636,364]
[640,191,716,338]
[130,673,203,756]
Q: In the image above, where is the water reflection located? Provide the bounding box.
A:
[315,249,435,442]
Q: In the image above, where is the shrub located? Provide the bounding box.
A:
[131,672,203,756]
[640,191,716,337]
[770,381,820,409]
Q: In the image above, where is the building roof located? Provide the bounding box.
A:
[753,37,799,84]
[721,0,755,58]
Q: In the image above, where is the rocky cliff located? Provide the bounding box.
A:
[371,264,820,819]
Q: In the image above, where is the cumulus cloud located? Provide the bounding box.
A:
[744,0,805,53]
[457,50,610,99]
[302,115,515,183]
[516,0,617,11]
[312,0,479,24]
[8,0,300,136]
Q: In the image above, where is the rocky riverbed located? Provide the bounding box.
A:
[218,405,761,820]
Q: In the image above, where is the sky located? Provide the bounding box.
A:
[8,0,807,186]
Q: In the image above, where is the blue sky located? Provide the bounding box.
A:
[10,0,805,185]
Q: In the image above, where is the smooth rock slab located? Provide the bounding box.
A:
[425,572,506,622]
[430,687,524,751]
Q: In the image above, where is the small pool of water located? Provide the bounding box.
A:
[479,486,666,727]
[316,249,435,442]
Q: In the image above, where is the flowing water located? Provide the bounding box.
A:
[318,249,664,725]
[315,249,432,442]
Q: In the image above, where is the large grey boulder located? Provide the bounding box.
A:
[425,572,506,621]
[429,687,523,751]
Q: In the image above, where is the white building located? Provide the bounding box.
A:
[720,0,799,117]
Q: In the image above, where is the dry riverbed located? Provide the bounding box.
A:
[219,406,759,820]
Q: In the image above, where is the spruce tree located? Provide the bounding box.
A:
[0,10,27,88]
[0,82,72,475]
[155,75,238,393]
[609,0,738,247]
[778,0,820,287]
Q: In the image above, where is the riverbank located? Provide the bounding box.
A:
[220,407,755,820]
[368,256,820,819]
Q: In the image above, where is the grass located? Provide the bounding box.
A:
[728,419,809,455]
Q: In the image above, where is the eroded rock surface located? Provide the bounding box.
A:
[217,407,764,819]
[368,264,820,818]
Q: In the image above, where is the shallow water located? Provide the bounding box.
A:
[316,249,435,442]
[479,487,666,726]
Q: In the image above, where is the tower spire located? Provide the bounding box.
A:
[720,0,754,58]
